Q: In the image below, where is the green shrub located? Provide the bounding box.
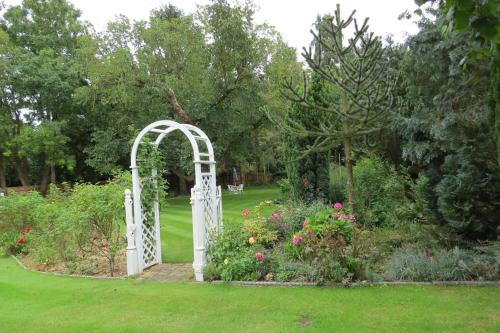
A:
[1,174,129,276]
[285,205,375,283]
[277,178,293,201]
[328,163,347,203]
[0,191,45,254]
[269,200,327,239]
[274,261,316,282]
[66,175,128,275]
[206,224,272,281]
[352,157,406,227]
[31,186,77,265]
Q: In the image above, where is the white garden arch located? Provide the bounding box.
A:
[124,120,222,281]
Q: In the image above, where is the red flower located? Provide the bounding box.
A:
[255,252,265,261]
[302,177,310,186]
[16,238,25,245]
[23,226,31,234]
[103,242,110,249]
[242,209,251,217]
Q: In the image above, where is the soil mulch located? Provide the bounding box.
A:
[18,252,127,278]
[16,254,194,282]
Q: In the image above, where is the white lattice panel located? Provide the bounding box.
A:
[142,222,157,267]
[201,175,215,231]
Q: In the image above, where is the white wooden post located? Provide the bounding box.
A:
[152,168,162,264]
[209,163,218,232]
[125,189,139,276]
[217,185,223,231]
[131,165,144,272]
[191,185,205,281]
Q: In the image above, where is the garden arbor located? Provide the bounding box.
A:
[124,120,222,281]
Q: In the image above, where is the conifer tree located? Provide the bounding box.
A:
[272,4,396,213]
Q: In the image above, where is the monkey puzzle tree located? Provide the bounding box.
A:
[273,5,396,213]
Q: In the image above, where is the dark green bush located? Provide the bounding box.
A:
[352,157,407,227]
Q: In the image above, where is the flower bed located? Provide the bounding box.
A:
[204,200,378,284]
[204,200,500,284]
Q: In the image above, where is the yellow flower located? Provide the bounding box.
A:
[224,258,229,265]
[248,237,256,244]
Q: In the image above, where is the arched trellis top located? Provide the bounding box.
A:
[130,120,215,169]
[125,120,222,282]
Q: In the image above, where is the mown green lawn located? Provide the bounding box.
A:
[1,256,499,332]
[160,185,279,263]
[2,185,499,332]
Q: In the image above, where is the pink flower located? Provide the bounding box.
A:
[302,220,309,228]
[242,209,251,217]
[292,235,302,245]
[333,202,343,209]
[302,177,309,186]
[255,252,265,261]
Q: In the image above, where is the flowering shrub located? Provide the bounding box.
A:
[205,224,271,281]
[14,227,31,254]
[241,220,278,246]
[0,191,44,255]
[0,174,129,276]
[304,206,354,242]
[241,203,278,246]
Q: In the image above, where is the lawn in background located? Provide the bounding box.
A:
[160,185,280,263]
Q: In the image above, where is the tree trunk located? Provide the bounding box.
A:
[344,138,355,214]
[39,165,50,195]
[173,170,194,195]
[178,176,188,195]
[50,163,56,184]
[0,155,7,195]
[14,157,31,186]
[165,88,193,124]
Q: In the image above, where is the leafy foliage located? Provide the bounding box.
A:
[395,17,500,240]
[273,4,397,213]
[352,157,407,227]
[0,174,130,275]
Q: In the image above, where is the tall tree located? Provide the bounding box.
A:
[76,1,287,192]
[395,13,500,240]
[0,0,87,191]
[271,5,396,213]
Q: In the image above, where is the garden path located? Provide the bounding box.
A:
[139,263,194,282]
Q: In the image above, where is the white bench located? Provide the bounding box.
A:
[227,184,244,194]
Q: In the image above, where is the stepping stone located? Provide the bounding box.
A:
[139,263,194,282]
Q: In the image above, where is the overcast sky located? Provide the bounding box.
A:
[4,0,420,51]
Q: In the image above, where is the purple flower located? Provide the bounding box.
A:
[292,235,302,245]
